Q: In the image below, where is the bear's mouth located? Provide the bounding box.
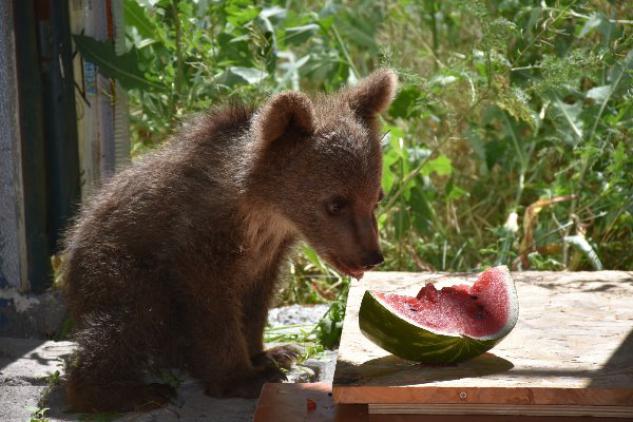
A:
[327,255,365,279]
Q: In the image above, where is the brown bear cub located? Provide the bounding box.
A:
[62,69,397,412]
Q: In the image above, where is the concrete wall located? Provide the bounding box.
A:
[0,0,28,291]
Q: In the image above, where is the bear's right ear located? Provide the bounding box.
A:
[346,69,398,121]
[253,92,315,150]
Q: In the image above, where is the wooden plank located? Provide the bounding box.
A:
[254,382,334,421]
[69,0,98,199]
[369,414,631,422]
[111,0,131,174]
[253,382,629,422]
[333,271,633,409]
[71,0,130,199]
[369,404,633,418]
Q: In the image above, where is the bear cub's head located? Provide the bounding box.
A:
[249,69,398,278]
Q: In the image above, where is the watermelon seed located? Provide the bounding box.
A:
[470,295,478,300]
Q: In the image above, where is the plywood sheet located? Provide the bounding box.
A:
[333,271,633,409]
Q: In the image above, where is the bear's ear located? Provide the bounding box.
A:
[253,92,315,149]
[346,69,398,121]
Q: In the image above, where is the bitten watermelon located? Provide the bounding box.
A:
[359,266,518,364]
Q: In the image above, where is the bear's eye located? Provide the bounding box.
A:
[326,197,348,216]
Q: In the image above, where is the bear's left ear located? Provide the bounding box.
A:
[253,91,315,150]
[346,69,398,122]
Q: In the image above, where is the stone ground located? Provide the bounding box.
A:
[0,304,336,422]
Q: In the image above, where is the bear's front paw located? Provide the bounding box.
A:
[251,344,302,371]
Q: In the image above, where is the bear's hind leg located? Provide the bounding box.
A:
[66,312,175,413]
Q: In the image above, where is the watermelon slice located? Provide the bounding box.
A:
[358,266,518,364]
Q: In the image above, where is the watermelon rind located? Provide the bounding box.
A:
[358,266,518,364]
[472,266,519,342]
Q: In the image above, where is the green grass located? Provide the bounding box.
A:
[28,407,49,422]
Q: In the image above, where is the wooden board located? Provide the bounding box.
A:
[367,413,632,422]
[254,382,334,421]
[253,383,629,422]
[369,404,633,418]
[253,382,367,422]
[333,271,633,413]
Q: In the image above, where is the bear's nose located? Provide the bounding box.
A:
[362,251,384,269]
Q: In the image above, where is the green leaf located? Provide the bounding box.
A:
[466,128,485,161]
[382,147,400,169]
[261,6,287,21]
[218,67,268,86]
[382,160,395,195]
[608,49,633,97]
[225,4,261,26]
[552,98,583,142]
[387,128,406,159]
[317,301,345,348]
[394,208,411,240]
[447,185,468,201]
[578,13,604,38]
[389,86,422,119]
[421,155,452,177]
[216,32,255,67]
[607,142,627,178]
[301,245,320,266]
[336,10,381,51]
[383,124,404,146]
[484,139,505,170]
[285,24,320,45]
[585,85,611,102]
[429,75,458,87]
[338,23,376,50]
[123,0,157,40]
[72,34,163,91]
[410,193,432,235]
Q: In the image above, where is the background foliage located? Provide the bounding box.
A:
[76,0,632,348]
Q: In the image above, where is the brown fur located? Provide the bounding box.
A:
[62,69,398,412]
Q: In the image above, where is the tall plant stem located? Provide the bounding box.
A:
[331,24,359,79]
[562,45,628,268]
[171,0,184,120]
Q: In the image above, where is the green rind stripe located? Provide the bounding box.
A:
[359,290,499,364]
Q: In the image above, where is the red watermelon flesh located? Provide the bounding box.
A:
[373,267,513,340]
